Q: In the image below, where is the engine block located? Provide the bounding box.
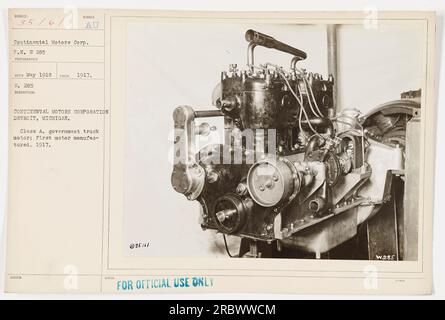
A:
[171,29,418,258]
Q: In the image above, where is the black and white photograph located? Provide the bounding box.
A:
[124,20,425,261]
[2,5,441,298]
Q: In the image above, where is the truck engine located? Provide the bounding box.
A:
[171,29,420,259]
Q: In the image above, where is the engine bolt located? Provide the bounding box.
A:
[273,175,279,181]
[265,179,273,189]
[207,171,219,183]
[259,185,265,191]
[216,211,226,222]
[236,183,247,195]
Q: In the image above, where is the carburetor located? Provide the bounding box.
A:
[171,29,414,259]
